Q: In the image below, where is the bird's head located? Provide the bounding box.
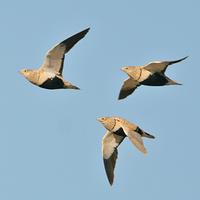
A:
[121,66,138,73]
[97,117,116,131]
[19,69,32,78]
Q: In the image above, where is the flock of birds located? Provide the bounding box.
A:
[20,28,188,185]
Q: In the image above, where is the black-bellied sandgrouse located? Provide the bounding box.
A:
[20,28,90,90]
[97,116,155,185]
[118,56,188,99]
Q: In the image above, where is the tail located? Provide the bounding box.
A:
[63,81,80,90]
[165,76,182,86]
[142,131,155,139]
[135,127,155,139]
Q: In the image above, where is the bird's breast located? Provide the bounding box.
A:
[112,121,122,132]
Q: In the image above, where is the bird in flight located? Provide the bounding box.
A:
[118,56,188,100]
[20,28,90,90]
[97,116,155,185]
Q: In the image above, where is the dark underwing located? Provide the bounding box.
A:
[141,73,168,86]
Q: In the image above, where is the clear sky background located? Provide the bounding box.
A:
[0,0,199,199]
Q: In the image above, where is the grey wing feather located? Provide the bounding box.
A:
[118,78,140,100]
[40,28,90,74]
[103,151,117,185]
[102,131,125,185]
[127,130,147,154]
[144,56,188,73]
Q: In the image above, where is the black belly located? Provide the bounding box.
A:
[40,76,64,89]
[141,73,168,86]
[113,128,127,137]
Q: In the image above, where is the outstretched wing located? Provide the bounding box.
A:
[40,28,90,75]
[121,124,147,154]
[144,56,188,74]
[118,78,140,100]
[102,131,125,185]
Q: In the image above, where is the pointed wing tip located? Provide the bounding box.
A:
[108,176,114,186]
[103,158,115,186]
[118,95,124,100]
[118,78,139,100]
[177,56,188,62]
[140,146,148,154]
[83,27,90,34]
[74,28,90,39]
[181,56,188,61]
[168,56,188,66]
[109,181,114,186]
[118,91,129,100]
[107,175,114,186]
[143,150,148,154]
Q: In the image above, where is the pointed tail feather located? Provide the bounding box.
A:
[143,131,155,139]
[135,127,155,139]
[68,85,80,90]
[63,82,80,89]
[164,76,182,86]
[166,79,182,86]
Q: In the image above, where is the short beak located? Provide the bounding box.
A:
[19,70,23,75]
[97,117,103,122]
[121,67,126,72]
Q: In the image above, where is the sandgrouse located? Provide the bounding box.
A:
[20,28,90,90]
[118,56,188,99]
[97,116,155,185]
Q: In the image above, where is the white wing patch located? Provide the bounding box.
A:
[45,71,57,79]
[37,71,56,85]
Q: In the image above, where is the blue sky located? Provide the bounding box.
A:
[0,0,199,199]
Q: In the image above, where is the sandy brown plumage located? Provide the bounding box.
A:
[118,56,188,99]
[97,116,155,185]
[20,28,90,90]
